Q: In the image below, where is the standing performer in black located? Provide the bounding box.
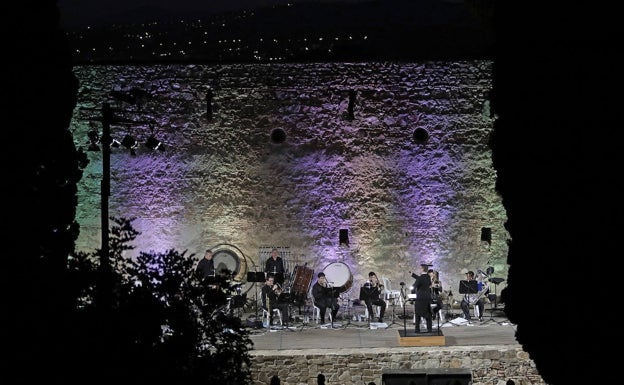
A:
[265,248,285,285]
[312,272,339,324]
[412,263,433,333]
[195,249,215,279]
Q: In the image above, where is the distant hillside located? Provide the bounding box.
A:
[65,0,494,63]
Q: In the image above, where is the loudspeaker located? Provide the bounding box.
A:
[481,227,492,244]
[339,228,349,245]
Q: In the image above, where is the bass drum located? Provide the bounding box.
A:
[211,244,248,282]
[290,265,314,306]
[322,262,353,294]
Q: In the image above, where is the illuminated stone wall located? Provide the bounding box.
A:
[70,61,507,295]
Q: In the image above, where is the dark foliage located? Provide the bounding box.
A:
[65,218,254,384]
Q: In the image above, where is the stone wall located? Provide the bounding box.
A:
[69,61,508,296]
[250,346,545,385]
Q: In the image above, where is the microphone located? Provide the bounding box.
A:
[477,269,488,277]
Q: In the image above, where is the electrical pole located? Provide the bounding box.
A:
[98,102,112,310]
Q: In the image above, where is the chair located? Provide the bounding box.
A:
[474,304,481,320]
[261,307,283,327]
[310,294,332,324]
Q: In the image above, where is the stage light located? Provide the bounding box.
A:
[121,134,138,156]
[87,130,101,151]
[145,135,164,151]
[121,134,138,149]
[102,136,121,148]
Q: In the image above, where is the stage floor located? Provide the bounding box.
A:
[241,306,517,351]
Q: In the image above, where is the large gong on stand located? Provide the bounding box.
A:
[211,243,248,282]
[211,243,257,302]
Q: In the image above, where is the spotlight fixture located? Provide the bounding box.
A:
[102,136,121,148]
[145,135,164,151]
[121,134,138,149]
[87,130,101,151]
[121,134,138,156]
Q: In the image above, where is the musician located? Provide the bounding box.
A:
[195,249,217,288]
[460,270,485,321]
[363,271,386,322]
[411,263,433,333]
[261,273,290,326]
[429,269,444,320]
[265,248,285,285]
[311,272,339,324]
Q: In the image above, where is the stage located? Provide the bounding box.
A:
[245,309,516,350]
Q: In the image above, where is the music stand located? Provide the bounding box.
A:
[385,292,402,329]
[482,277,506,325]
[247,271,266,324]
[458,280,478,294]
[459,280,479,322]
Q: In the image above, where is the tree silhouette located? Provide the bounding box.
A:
[66,217,254,384]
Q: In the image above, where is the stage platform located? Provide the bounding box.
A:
[243,308,516,351]
[397,329,445,346]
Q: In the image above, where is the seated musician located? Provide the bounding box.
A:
[311,272,339,324]
[261,273,290,326]
[460,270,485,321]
[362,271,386,322]
[429,269,444,319]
